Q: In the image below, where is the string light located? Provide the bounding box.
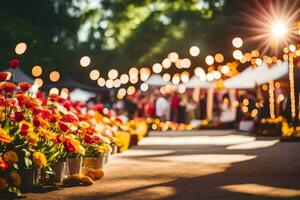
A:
[268,80,275,119]
[152,63,162,73]
[163,73,171,82]
[233,50,243,60]
[34,78,43,88]
[127,86,136,95]
[108,69,118,80]
[120,74,129,84]
[168,52,179,62]
[105,79,113,88]
[140,83,149,91]
[215,53,224,63]
[162,58,172,69]
[288,54,296,118]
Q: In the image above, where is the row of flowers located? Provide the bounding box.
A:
[0,66,148,197]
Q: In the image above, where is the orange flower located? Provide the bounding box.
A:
[0,82,17,93]
[0,127,13,144]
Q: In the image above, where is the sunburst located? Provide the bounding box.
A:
[241,0,300,55]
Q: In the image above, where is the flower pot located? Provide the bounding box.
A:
[111,144,118,154]
[50,162,69,184]
[105,152,111,164]
[67,157,82,175]
[82,157,104,176]
[19,169,38,192]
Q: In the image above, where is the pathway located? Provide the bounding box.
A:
[26,130,300,200]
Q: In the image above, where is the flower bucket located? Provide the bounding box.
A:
[105,152,111,164]
[111,144,118,154]
[20,169,38,192]
[50,162,69,184]
[67,157,82,175]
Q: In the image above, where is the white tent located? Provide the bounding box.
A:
[145,74,169,86]
[69,88,96,102]
[184,75,212,89]
[256,61,288,85]
[222,62,291,89]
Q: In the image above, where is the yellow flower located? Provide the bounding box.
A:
[0,127,13,144]
[76,145,85,155]
[79,121,90,129]
[38,128,54,140]
[32,152,47,168]
[3,151,18,163]
[10,172,21,187]
[97,143,111,154]
[27,132,39,146]
[0,177,8,189]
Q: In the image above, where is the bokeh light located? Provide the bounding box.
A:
[97,77,106,87]
[168,52,179,62]
[140,83,149,92]
[127,86,136,95]
[233,50,243,60]
[34,78,43,88]
[205,55,214,65]
[162,58,172,69]
[32,65,42,77]
[49,87,59,95]
[15,42,27,55]
[232,37,243,48]
[80,56,91,67]
[108,69,118,80]
[163,73,171,82]
[49,71,60,82]
[215,53,224,63]
[89,69,100,80]
[152,63,162,73]
[189,46,200,57]
[120,74,129,84]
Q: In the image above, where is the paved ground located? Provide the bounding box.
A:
[26,130,300,200]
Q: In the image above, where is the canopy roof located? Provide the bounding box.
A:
[184,75,212,89]
[145,74,169,86]
[69,88,96,102]
[223,61,292,89]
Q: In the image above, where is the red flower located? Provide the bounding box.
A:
[83,134,100,144]
[61,114,78,123]
[58,121,69,132]
[115,117,123,123]
[33,117,41,127]
[0,72,8,82]
[63,140,76,152]
[18,82,31,92]
[20,123,30,136]
[63,100,71,110]
[8,59,19,69]
[93,104,104,113]
[52,135,63,144]
[1,82,17,93]
[14,112,24,122]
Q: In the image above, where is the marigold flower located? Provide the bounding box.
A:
[27,132,39,146]
[8,59,19,69]
[61,113,78,123]
[0,177,8,189]
[10,172,21,187]
[0,72,8,82]
[3,151,18,163]
[1,82,17,93]
[0,127,13,144]
[32,152,47,168]
[18,82,31,92]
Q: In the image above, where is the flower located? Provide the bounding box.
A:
[3,151,18,163]
[27,132,39,146]
[0,127,13,144]
[32,152,47,168]
[10,172,21,187]
[0,177,8,190]
[14,111,24,122]
[97,143,111,154]
[63,140,76,153]
[0,157,8,171]
[20,121,33,136]
[58,121,69,132]
[18,82,31,92]
[8,59,19,69]
[1,82,17,93]
[0,72,8,82]
[61,113,78,123]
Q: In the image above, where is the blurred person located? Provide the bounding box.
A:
[170,92,180,122]
[155,93,169,121]
[186,95,197,123]
[144,93,155,117]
